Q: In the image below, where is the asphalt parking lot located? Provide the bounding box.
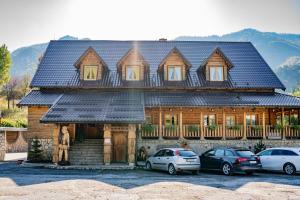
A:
[0,162,300,199]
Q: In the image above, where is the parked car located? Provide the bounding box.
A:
[145,148,200,175]
[200,147,262,175]
[257,147,300,175]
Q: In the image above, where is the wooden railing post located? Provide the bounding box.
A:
[179,108,183,139]
[222,109,226,140]
[159,108,162,140]
[262,111,266,139]
[282,107,286,140]
[200,111,204,140]
[243,111,247,140]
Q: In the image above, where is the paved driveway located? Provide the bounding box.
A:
[0,162,300,199]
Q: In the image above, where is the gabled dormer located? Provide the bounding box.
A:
[74,47,108,81]
[200,47,233,82]
[117,48,149,81]
[158,47,191,81]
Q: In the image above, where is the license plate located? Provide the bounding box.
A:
[250,161,256,164]
[185,159,194,162]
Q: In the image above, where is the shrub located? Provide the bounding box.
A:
[254,140,266,154]
[0,118,15,127]
[165,125,177,131]
[291,125,300,130]
[28,137,43,163]
[274,124,284,130]
[1,109,19,118]
[228,125,241,131]
[187,125,199,132]
[142,124,155,133]
[208,124,217,131]
[15,119,27,128]
[251,125,263,131]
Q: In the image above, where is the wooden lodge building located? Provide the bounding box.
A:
[18,40,300,166]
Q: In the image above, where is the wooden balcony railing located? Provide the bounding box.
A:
[246,125,263,139]
[225,125,243,139]
[266,125,282,139]
[204,125,222,139]
[183,124,201,139]
[141,124,159,139]
[162,125,180,139]
[285,125,300,139]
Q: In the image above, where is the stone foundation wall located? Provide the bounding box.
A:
[28,138,53,161]
[137,138,300,156]
[0,131,5,161]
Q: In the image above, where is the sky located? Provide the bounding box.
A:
[0,0,300,51]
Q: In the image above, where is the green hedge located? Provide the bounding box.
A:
[0,118,28,128]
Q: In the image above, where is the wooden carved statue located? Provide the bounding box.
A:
[58,126,70,165]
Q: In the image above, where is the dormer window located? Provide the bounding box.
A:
[83,65,98,81]
[167,65,182,81]
[209,66,224,81]
[126,65,140,81]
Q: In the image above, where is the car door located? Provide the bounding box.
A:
[258,149,273,170]
[269,149,285,171]
[161,149,174,171]
[281,150,299,169]
[152,150,166,170]
[212,149,225,169]
[200,149,215,169]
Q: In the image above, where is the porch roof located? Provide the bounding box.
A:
[144,92,300,107]
[40,91,145,123]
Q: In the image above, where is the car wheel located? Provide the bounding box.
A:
[222,163,232,176]
[145,162,152,170]
[283,163,296,175]
[192,170,198,175]
[168,164,177,175]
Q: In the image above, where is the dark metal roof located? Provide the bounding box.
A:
[40,91,145,123]
[17,90,61,106]
[145,92,300,107]
[31,40,285,90]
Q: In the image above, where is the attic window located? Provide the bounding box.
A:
[126,65,140,81]
[83,65,98,81]
[167,65,182,81]
[209,66,224,81]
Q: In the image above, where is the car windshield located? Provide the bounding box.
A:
[236,150,254,157]
[179,150,196,157]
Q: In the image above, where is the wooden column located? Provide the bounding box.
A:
[243,111,247,140]
[159,108,162,140]
[179,108,183,139]
[200,111,204,140]
[52,124,60,163]
[262,111,266,139]
[282,108,286,140]
[222,109,226,140]
[128,124,136,166]
[0,130,6,161]
[103,124,112,165]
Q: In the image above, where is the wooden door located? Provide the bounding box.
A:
[112,133,127,163]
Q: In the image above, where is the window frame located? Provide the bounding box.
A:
[226,115,236,126]
[203,114,217,126]
[83,65,98,81]
[246,114,258,126]
[167,65,183,81]
[125,65,140,81]
[164,113,178,126]
[209,65,224,81]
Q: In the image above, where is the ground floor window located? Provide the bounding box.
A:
[246,114,257,126]
[226,115,235,126]
[276,113,298,125]
[204,114,216,126]
[165,114,178,126]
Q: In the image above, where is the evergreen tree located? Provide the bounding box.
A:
[0,44,11,87]
[28,137,43,162]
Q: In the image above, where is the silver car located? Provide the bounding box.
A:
[145,148,200,175]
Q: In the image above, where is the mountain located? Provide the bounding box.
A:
[276,56,300,92]
[10,35,79,76]
[176,28,300,71]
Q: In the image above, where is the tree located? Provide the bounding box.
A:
[1,77,19,109]
[28,137,43,162]
[18,74,31,97]
[0,44,11,87]
[292,84,300,97]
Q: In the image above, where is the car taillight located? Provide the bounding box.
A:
[175,150,180,156]
[236,157,248,164]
